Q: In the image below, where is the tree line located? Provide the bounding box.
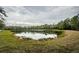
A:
[2,14,79,32]
[4,14,79,33]
[0,7,79,31]
[54,14,79,30]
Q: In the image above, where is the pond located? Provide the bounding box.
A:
[15,32,57,40]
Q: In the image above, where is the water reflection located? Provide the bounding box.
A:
[15,32,57,40]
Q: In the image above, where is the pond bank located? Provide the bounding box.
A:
[14,30,64,40]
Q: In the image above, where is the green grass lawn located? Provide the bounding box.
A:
[0,30,79,53]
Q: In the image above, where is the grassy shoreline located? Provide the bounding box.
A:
[0,30,79,52]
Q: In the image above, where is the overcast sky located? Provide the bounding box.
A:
[2,6,79,26]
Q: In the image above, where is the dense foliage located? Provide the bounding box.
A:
[55,14,79,30]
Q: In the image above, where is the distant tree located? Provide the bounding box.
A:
[56,21,64,30]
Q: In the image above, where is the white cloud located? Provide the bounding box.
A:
[3,6,79,26]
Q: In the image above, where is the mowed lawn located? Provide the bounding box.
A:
[0,30,79,53]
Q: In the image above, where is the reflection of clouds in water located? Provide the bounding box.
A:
[15,32,57,40]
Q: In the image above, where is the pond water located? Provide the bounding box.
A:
[15,32,57,40]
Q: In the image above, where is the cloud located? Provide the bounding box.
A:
[2,6,79,26]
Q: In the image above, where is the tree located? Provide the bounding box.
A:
[0,20,5,29]
[70,15,79,30]
[56,21,64,30]
[63,18,71,30]
[55,14,79,30]
[0,7,7,29]
[0,7,7,20]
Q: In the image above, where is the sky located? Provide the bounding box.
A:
[2,6,79,26]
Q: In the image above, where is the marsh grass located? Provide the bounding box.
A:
[0,30,79,52]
